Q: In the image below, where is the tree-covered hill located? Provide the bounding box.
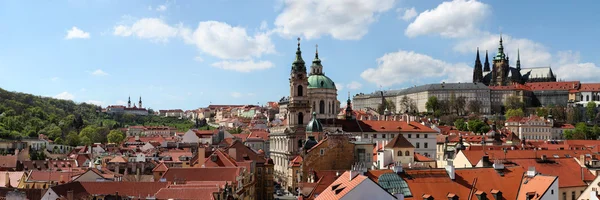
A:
[0,87,195,145]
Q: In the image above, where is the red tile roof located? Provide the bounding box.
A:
[203,149,238,167]
[489,84,532,91]
[459,149,593,166]
[385,133,414,148]
[108,156,128,163]
[525,81,580,91]
[414,152,434,162]
[155,187,218,200]
[403,167,525,200]
[152,162,168,172]
[0,155,17,169]
[290,155,303,167]
[81,182,167,197]
[365,169,393,183]
[161,167,241,182]
[510,158,594,188]
[315,171,370,200]
[579,83,600,92]
[517,175,556,200]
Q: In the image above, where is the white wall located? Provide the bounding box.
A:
[541,177,559,200]
[340,179,396,200]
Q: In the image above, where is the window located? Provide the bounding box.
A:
[424,143,428,148]
[319,100,325,114]
[298,112,304,124]
[391,134,394,138]
[320,149,325,155]
[382,134,386,138]
[416,142,420,148]
[405,151,410,156]
[408,134,412,138]
[373,134,377,138]
[551,190,553,194]
[364,134,368,139]
[416,134,420,138]
[397,151,402,157]
[297,85,303,96]
[424,134,428,138]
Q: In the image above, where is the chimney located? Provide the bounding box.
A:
[228,148,237,159]
[482,155,490,166]
[115,191,119,198]
[475,191,487,200]
[492,160,504,170]
[67,190,74,200]
[197,147,206,167]
[581,167,585,182]
[540,155,547,161]
[490,190,502,200]
[580,154,586,166]
[135,135,140,141]
[445,165,455,180]
[526,166,536,177]
[137,168,141,181]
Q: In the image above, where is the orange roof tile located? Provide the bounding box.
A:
[414,152,434,162]
[511,158,594,188]
[155,187,219,200]
[516,175,556,200]
[315,171,370,200]
[152,162,168,172]
[525,81,580,91]
[385,133,414,148]
[460,149,593,166]
[579,83,600,92]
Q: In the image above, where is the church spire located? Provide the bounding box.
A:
[516,48,521,70]
[494,34,505,61]
[310,44,323,75]
[291,37,306,73]
[483,50,490,72]
[345,92,353,120]
[127,96,131,108]
[473,47,483,83]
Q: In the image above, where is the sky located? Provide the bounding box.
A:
[1,0,599,110]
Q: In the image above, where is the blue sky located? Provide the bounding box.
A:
[1,0,599,110]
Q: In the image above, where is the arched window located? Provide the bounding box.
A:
[397,151,402,157]
[297,85,303,97]
[405,151,410,156]
[587,95,590,101]
[319,100,325,114]
[298,112,304,125]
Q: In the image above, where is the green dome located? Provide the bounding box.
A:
[308,75,336,89]
[306,112,323,133]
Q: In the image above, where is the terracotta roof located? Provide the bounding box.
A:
[0,156,17,169]
[385,133,414,148]
[365,169,393,183]
[0,172,24,188]
[403,167,525,200]
[315,171,370,200]
[290,155,303,167]
[248,130,269,141]
[152,162,168,172]
[204,149,238,167]
[510,158,594,188]
[414,152,434,162]
[318,119,437,133]
[161,167,241,182]
[108,156,128,163]
[27,170,81,182]
[579,83,600,92]
[525,81,580,91]
[20,160,77,171]
[517,175,556,200]
[459,149,593,166]
[300,170,341,199]
[155,187,218,200]
[489,84,532,91]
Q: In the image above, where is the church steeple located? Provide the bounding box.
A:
[138,96,143,108]
[291,37,306,73]
[473,47,483,83]
[310,44,323,75]
[483,50,490,72]
[494,34,506,61]
[127,96,131,108]
[516,48,521,70]
[345,92,353,120]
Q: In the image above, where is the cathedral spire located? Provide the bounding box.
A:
[473,47,483,83]
[483,50,490,72]
[128,96,131,108]
[310,44,323,75]
[291,37,306,73]
[495,34,505,60]
[516,48,521,70]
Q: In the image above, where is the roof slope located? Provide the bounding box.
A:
[385,133,414,149]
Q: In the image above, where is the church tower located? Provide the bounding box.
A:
[345,93,354,120]
[127,96,131,108]
[516,49,521,70]
[287,38,311,127]
[310,45,323,75]
[483,50,490,72]
[139,96,143,108]
[491,35,510,86]
[472,48,483,83]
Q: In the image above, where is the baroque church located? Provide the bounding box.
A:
[472,35,557,86]
[270,38,339,189]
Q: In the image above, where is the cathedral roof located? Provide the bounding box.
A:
[308,74,336,89]
[306,112,323,133]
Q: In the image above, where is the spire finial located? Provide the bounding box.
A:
[517,48,520,60]
[297,37,301,49]
[315,44,319,59]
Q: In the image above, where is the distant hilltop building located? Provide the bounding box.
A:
[473,35,556,86]
[106,96,148,116]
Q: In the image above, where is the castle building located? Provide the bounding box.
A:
[270,39,340,190]
[106,96,148,116]
[473,35,557,86]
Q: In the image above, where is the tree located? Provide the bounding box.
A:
[65,131,80,146]
[454,119,468,131]
[377,99,396,114]
[455,96,467,116]
[536,107,548,118]
[79,126,102,144]
[79,136,92,146]
[568,107,582,124]
[505,96,524,110]
[505,108,525,119]
[425,96,439,113]
[107,130,125,144]
[400,96,410,113]
[467,119,487,134]
[468,100,482,114]
[586,102,597,121]
[438,100,450,115]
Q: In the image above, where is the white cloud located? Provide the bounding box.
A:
[361,50,471,87]
[65,26,90,39]
[156,5,167,12]
[91,69,109,76]
[211,60,274,72]
[260,20,268,30]
[274,0,396,40]
[554,51,600,82]
[336,83,344,91]
[453,32,552,68]
[398,7,417,21]
[405,0,490,38]
[86,100,104,106]
[346,81,363,90]
[113,18,180,43]
[51,77,60,82]
[54,92,75,100]
[182,21,275,60]
[231,92,243,98]
[193,56,204,62]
